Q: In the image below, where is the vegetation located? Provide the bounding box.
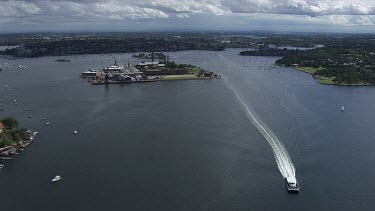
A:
[274,48,375,85]
[0,117,29,148]
[160,75,201,80]
[295,67,324,74]
[1,117,18,129]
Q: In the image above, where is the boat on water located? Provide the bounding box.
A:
[51,175,62,183]
[73,130,77,134]
[0,164,4,169]
[285,177,299,193]
[46,122,50,125]
[341,106,344,111]
[55,59,70,62]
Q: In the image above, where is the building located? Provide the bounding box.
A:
[81,69,99,78]
[137,61,160,68]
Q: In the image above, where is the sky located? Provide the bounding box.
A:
[1,0,375,33]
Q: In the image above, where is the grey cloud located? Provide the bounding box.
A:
[2,0,375,19]
[1,0,375,31]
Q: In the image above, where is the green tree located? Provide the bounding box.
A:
[1,117,18,129]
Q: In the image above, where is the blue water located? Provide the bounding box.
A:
[0,49,374,210]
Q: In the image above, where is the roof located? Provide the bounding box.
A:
[138,61,159,66]
[82,71,97,74]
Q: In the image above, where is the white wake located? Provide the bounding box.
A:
[225,79,296,180]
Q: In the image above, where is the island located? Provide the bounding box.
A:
[0,117,37,163]
[80,58,221,85]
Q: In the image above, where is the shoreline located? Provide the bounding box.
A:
[292,67,374,86]
[89,75,215,85]
[0,131,38,163]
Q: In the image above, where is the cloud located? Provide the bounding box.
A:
[2,0,375,18]
[1,0,375,32]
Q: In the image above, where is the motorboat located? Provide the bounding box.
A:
[46,122,50,125]
[0,164,4,169]
[285,177,299,193]
[74,131,77,134]
[341,106,344,111]
[51,175,62,183]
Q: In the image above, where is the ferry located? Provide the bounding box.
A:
[285,177,299,193]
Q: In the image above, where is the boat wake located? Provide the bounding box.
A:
[224,79,296,180]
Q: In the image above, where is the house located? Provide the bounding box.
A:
[0,122,4,133]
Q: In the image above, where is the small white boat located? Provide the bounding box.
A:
[341,106,344,111]
[42,117,46,121]
[46,122,50,125]
[0,164,4,169]
[74,130,77,134]
[51,175,62,183]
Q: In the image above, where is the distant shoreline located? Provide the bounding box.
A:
[293,66,373,86]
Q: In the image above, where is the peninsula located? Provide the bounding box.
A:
[0,117,37,163]
[239,36,375,85]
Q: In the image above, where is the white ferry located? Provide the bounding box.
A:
[285,177,299,193]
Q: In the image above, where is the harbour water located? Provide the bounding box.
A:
[0,49,375,210]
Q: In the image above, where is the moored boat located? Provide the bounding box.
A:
[51,175,62,183]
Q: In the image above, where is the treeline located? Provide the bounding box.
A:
[1,37,227,58]
[239,48,298,57]
[315,66,375,85]
[274,47,375,85]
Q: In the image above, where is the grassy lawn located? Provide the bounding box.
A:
[159,75,206,81]
[296,66,325,74]
[319,76,336,85]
